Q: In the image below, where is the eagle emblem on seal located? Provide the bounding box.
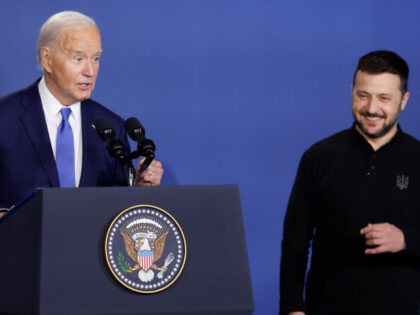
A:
[120,216,174,282]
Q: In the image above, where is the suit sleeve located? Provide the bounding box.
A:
[279,150,319,314]
[402,228,420,257]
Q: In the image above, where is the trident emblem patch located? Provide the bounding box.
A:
[396,174,409,191]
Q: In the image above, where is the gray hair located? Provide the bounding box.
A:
[37,11,97,68]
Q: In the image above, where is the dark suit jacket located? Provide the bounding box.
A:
[0,80,130,208]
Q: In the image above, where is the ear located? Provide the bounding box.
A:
[40,47,53,73]
[401,91,410,111]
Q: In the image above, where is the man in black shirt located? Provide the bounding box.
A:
[280,51,420,315]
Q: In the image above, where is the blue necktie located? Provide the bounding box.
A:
[56,108,75,187]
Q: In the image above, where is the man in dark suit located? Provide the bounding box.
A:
[0,11,163,216]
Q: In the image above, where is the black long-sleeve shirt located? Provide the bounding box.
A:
[280,126,420,315]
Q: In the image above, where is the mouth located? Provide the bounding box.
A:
[78,83,92,90]
[361,113,385,123]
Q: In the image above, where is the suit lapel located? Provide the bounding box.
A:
[20,81,59,187]
[79,100,95,186]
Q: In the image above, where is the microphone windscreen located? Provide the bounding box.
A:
[94,118,115,140]
[125,117,145,142]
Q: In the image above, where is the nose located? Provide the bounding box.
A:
[365,97,380,113]
[82,60,95,77]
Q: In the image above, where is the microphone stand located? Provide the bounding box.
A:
[126,139,155,186]
[104,138,136,187]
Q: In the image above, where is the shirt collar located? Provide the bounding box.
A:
[350,122,403,153]
[38,76,81,119]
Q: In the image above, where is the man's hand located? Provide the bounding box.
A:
[135,157,164,186]
[288,312,305,315]
[360,223,406,254]
[0,211,6,219]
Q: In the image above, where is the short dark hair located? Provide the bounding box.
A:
[353,50,409,94]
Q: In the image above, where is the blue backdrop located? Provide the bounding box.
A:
[1,1,420,314]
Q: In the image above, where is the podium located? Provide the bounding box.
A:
[0,185,254,315]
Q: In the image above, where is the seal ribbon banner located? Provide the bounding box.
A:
[105,205,187,293]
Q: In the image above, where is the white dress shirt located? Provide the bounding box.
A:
[38,77,83,187]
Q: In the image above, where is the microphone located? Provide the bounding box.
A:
[94,118,134,186]
[94,118,114,141]
[125,117,156,179]
[94,118,125,159]
[125,117,145,144]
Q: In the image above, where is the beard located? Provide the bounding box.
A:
[354,115,398,139]
[353,104,402,139]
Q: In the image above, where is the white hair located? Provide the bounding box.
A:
[37,11,97,68]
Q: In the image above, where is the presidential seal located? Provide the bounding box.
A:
[105,205,187,293]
